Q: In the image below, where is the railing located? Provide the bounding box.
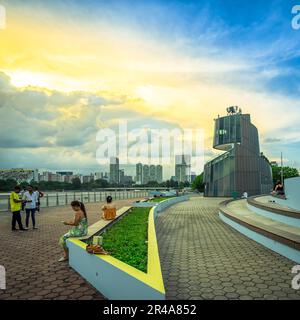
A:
[0,188,166,212]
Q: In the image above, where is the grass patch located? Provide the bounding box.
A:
[148,196,175,203]
[101,207,150,273]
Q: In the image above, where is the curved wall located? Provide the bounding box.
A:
[276,177,300,211]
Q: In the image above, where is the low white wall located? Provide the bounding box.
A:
[67,195,189,300]
[276,177,300,211]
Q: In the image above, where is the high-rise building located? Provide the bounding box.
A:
[149,165,156,182]
[119,169,125,184]
[175,155,191,183]
[142,165,150,184]
[109,157,119,184]
[203,107,273,197]
[136,163,143,185]
[156,165,163,183]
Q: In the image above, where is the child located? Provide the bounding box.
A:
[58,200,88,262]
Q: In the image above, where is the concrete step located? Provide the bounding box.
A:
[219,199,300,263]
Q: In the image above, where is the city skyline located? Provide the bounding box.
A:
[0,152,199,184]
[1,1,300,174]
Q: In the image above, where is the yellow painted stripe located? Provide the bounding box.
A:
[68,204,166,294]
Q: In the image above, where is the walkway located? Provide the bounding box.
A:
[0,198,142,300]
[156,197,300,300]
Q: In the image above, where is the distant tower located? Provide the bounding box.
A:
[142,165,150,184]
[175,155,191,183]
[109,157,119,184]
[136,163,143,185]
[156,165,163,183]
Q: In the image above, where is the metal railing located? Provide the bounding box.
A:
[0,188,167,212]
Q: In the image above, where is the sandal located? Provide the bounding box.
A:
[58,256,68,262]
[86,244,108,255]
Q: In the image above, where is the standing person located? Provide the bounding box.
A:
[24,185,38,229]
[10,186,27,231]
[33,186,44,213]
[58,201,88,262]
[101,196,116,220]
[20,186,26,212]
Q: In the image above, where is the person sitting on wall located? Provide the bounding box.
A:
[101,196,116,220]
[58,200,88,262]
[272,180,285,197]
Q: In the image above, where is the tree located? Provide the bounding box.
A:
[192,173,205,192]
[0,179,18,191]
[271,165,299,184]
[71,177,82,189]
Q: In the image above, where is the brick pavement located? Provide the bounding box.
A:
[2,196,300,300]
[0,198,142,300]
[156,197,300,300]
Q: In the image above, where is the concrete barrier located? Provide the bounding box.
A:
[275,177,300,211]
[67,195,189,300]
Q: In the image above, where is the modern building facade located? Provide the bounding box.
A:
[149,165,156,182]
[142,165,150,184]
[203,107,273,197]
[156,165,163,183]
[136,163,143,184]
[136,163,163,184]
[109,157,119,184]
[175,155,191,183]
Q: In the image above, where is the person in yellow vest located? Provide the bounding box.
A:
[10,186,27,231]
[101,196,116,220]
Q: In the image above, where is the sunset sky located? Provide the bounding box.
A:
[0,0,300,177]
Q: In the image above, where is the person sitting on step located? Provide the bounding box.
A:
[101,195,116,220]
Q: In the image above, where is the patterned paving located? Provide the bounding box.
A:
[0,198,142,300]
[156,197,300,300]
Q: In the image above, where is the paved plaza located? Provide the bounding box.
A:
[0,198,142,300]
[1,196,300,300]
[156,197,300,300]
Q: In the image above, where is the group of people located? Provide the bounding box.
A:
[10,185,44,231]
[58,195,116,262]
[10,185,117,262]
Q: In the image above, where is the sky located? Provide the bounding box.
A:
[0,0,300,178]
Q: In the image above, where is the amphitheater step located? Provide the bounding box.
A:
[219,199,300,263]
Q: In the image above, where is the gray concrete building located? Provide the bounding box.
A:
[203,107,273,197]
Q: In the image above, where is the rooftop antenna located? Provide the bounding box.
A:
[227,106,239,115]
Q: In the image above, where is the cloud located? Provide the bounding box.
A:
[263,138,282,144]
[0,72,123,149]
